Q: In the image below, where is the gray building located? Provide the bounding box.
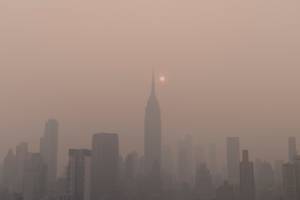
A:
[40,119,59,191]
[227,137,240,185]
[15,142,29,194]
[289,137,297,162]
[282,162,297,200]
[68,149,91,200]
[240,150,255,200]
[144,72,162,179]
[177,134,194,186]
[216,181,234,200]
[2,149,16,193]
[23,153,47,200]
[91,133,119,200]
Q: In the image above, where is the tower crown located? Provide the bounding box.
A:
[150,69,156,97]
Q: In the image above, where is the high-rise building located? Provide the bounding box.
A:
[68,149,91,200]
[254,159,275,200]
[194,144,206,167]
[289,137,297,162]
[273,160,284,187]
[124,151,139,182]
[23,153,47,200]
[144,72,162,178]
[194,163,214,200]
[282,163,297,200]
[40,119,59,191]
[123,151,139,197]
[15,142,29,194]
[227,137,240,185]
[208,143,217,175]
[240,150,255,200]
[216,181,234,200]
[294,156,300,200]
[2,150,16,193]
[177,134,194,186]
[91,133,119,200]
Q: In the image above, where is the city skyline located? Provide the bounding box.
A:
[2,0,300,167]
[0,70,299,174]
[1,0,300,199]
[1,74,300,200]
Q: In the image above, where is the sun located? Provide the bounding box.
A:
[159,75,166,83]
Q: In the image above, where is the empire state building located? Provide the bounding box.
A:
[144,72,162,176]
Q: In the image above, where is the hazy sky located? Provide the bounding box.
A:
[1,0,300,172]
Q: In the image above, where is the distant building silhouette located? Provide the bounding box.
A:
[122,152,139,199]
[282,162,297,200]
[23,153,47,200]
[240,150,255,200]
[194,144,206,168]
[288,137,297,162]
[177,134,194,186]
[294,156,300,200]
[254,159,275,200]
[68,149,91,200]
[227,137,240,185]
[216,181,234,200]
[91,133,119,200]
[15,142,29,194]
[194,163,214,200]
[273,160,284,190]
[124,151,139,182]
[2,149,16,193]
[144,72,162,190]
[208,143,217,176]
[40,119,59,191]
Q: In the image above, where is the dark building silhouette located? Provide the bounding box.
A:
[227,137,240,185]
[15,142,29,194]
[289,137,297,162]
[68,149,91,200]
[254,159,275,200]
[124,151,139,182]
[177,135,194,186]
[273,160,284,193]
[40,119,59,191]
[282,162,297,200]
[216,181,235,200]
[208,143,217,176]
[240,150,255,200]
[91,133,119,200]
[194,163,214,200]
[294,156,300,200]
[2,149,16,193]
[23,153,47,200]
[144,72,162,190]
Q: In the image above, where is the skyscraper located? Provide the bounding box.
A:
[294,156,300,200]
[2,149,16,193]
[68,149,91,200]
[216,181,234,200]
[240,150,255,200]
[40,119,59,191]
[144,72,162,178]
[226,137,240,185]
[15,142,29,194]
[282,162,297,200]
[289,137,297,162]
[208,143,217,176]
[194,163,214,200]
[91,133,119,200]
[177,134,194,186]
[124,151,139,182]
[23,153,47,200]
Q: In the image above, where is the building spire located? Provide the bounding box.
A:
[151,68,156,96]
